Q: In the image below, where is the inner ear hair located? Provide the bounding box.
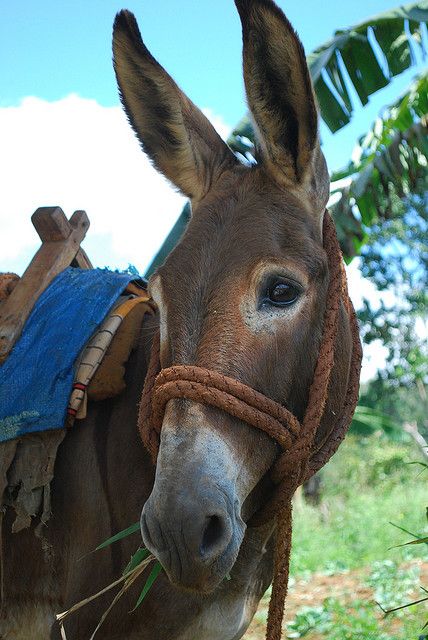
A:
[113,10,237,201]
[235,0,319,185]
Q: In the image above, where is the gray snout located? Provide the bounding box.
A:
[141,479,244,592]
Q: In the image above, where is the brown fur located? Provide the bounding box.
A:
[2,1,354,638]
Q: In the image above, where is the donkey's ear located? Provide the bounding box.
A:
[113,11,237,201]
[235,0,328,199]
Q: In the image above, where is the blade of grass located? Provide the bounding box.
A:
[95,522,140,551]
[56,555,154,624]
[389,521,423,539]
[89,559,151,640]
[123,547,151,576]
[377,594,428,615]
[406,461,428,470]
[56,572,130,623]
[390,536,428,549]
[131,561,163,611]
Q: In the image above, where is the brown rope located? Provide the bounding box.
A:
[138,211,362,640]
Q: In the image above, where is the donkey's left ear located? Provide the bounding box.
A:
[235,0,329,210]
[113,10,237,202]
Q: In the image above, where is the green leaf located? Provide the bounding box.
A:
[326,52,353,113]
[374,23,412,76]
[95,522,140,551]
[132,561,163,611]
[330,71,428,257]
[394,536,428,547]
[389,521,422,539]
[406,461,428,470]
[123,547,151,576]
[315,74,350,132]
[340,31,389,105]
[309,1,428,131]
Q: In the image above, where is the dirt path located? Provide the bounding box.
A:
[244,560,428,639]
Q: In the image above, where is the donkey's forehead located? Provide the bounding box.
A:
[159,167,326,286]
[200,166,324,229]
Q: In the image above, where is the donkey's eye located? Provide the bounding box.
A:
[264,280,300,307]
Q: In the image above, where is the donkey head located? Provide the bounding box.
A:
[113,0,352,593]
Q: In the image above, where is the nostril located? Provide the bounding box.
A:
[200,514,225,558]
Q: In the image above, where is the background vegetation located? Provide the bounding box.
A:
[234,2,428,638]
[245,434,428,639]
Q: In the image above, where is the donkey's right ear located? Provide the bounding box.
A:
[113,11,237,201]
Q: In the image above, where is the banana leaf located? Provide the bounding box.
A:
[330,72,428,257]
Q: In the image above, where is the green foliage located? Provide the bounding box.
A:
[351,404,400,436]
[331,73,428,184]
[319,599,393,640]
[286,605,333,637]
[131,562,163,611]
[355,190,428,440]
[270,436,428,640]
[360,377,428,441]
[367,559,420,611]
[330,73,428,257]
[285,598,401,640]
[307,3,428,132]
[95,521,140,550]
[320,435,412,493]
[290,436,428,575]
[95,522,163,611]
[123,547,151,575]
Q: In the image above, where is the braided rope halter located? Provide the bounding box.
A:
[138,212,362,640]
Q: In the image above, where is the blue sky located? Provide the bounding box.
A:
[0,0,426,380]
[1,0,425,170]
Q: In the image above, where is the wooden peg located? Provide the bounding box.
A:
[0,207,92,363]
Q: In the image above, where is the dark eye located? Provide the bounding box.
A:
[265,280,300,307]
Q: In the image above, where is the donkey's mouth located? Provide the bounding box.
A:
[167,546,241,595]
[141,501,246,594]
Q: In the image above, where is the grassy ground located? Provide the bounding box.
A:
[244,434,428,639]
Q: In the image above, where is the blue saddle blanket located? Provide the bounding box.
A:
[0,268,137,442]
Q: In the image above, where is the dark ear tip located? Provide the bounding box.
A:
[113,9,141,41]
[235,0,295,30]
[234,0,249,18]
[235,0,305,57]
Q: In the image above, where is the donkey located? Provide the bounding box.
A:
[1,1,355,638]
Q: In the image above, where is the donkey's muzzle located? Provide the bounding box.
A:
[141,482,244,592]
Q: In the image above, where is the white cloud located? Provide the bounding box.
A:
[346,259,386,383]
[0,94,231,275]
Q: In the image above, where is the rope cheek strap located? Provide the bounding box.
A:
[138,211,362,640]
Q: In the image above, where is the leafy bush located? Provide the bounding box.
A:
[366,559,420,612]
[286,605,333,638]
[323,435,411,495]
[290,435,428,575]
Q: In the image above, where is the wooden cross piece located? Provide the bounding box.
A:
[0,206,93,364]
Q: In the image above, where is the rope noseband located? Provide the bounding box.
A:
[138,212,362,640]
